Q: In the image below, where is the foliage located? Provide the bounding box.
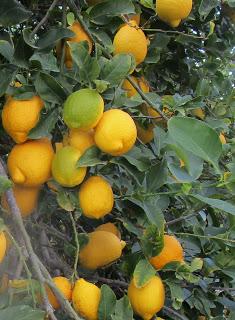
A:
[0,0,235,319]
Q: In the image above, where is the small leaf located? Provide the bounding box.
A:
[57,190,76,211]
[111,296,133,320]
[166,281,184,310]
[199,0,220,20]
[0,66,17,97]
[0,176,12,196]
[28,109,59,139]
[192,194,235,216]
[98,285,116,320]
[30,52,59,72]
[133,259,156,288]
[67,12,75,26]
[77,146,107,167]
[140,224,164,258]
[190,258,203,272]
[140,0,155,10]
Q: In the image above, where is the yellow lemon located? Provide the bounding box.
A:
[219,133,226,145]
[94,109,137,156]
[79,231,125,269]
[156,0,192,28]
[122,76,149,98]
[2,96,44,143]
[63,89,104,130]
[192,108,205,120]
[78,176,114,219]
[135,121,154,144]
[52,146,87,187]
[46,277,72,310]
[128,276,165,320]
[0,232,7,263]
[113,20,147,65]
[95,222,121,239]
[63,129,95,154]
[7,139,54,187]
[72,278,101,320]
[1,184,41,217]
[150,235,184,270]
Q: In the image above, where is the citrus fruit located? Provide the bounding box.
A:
[135,121,154,144]
[78,176,114,219]
[1,184,41,217]
[46,277,72,309]
[219,133,226,144]
[72,278,101,320]
[63,89,104,130]
[130,14,141,25]
[7,139,54,187]
[113,20,148,65]
[63,129,95,154]
[150,235,184,270]
[2,96,44,143]
[192,108,205,120]
[79,230,126,269]
[94,109,137,156]
[128,276,165,320]
[122,76,149,98]
[95,222,121,239]
[156,0,193,28]
[0,232,7,263]
[52,146,87,187]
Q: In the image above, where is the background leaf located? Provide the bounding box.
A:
[98,285,116,320]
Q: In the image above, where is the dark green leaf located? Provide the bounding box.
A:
[199,0,220,20]
[133,259,156,288]
[0,66,16,97]
[28,109,59,139]
[140,224,164,258]
[30,52,59,72]
[0,0,32,26]
[0,305,45,320]
[98,285,116,320]
[77,146,107,167]
[0,40,14,61]
[193,194,235,215]
[111,296,133,320]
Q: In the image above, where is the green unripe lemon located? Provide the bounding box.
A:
[52,146,87,187]
[63,89,104,130]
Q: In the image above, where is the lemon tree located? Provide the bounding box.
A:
[0,0,234,320]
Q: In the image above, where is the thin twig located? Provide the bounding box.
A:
[163,306,188,320]
[69,212,80,281]
[31,0,60,37]
[174,232,235,243]
[142,28,208,40]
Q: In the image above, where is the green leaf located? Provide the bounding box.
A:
[168,117,222,171]
[144,160,168,192]
[166,281,184,310]
[192,194,235,215]
[28,109,59,139]
[57,190,76,211]
[111,296,133,320]
[69,42,100,83]
[140,224,164,258]
[30,52,59,72]
[199,0,220,20]
[77,146,107,167]
[67,12,75,26]
[0,66,16,97]
[34,72,68,103]
[94,80,109,93]
[0,0,32,26]
[140,0,155,10]
[0,40,14,61]
[0,176,12,196]
[12,35,34,68]
[100,54,134,86]
[190,258,204,272]
[133,259,156,288]
[0,305,45,320]
[90,0,135,24]
[98,285,117,320]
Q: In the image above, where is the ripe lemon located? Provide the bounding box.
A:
[150,235,184,270]
[2,96,44,143]
[7,139,54,187]
[78,176,114,219]
[52,146,87,187]
[94,109,137,156]
[0,232,7,263]
[113,20,148,65]
[95,222,121,239]
[122,76,149,98]
[1,185,41,217]
[156,0,193,28]
[135,121,154,144]
[128,276,165,320]
[79,231,126,269]
[72,278,101,320]
[46,277,72,309]
[219,133,226,145]
[63,129,95,154]
[63,89,104,130]
[192,108,205,120]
